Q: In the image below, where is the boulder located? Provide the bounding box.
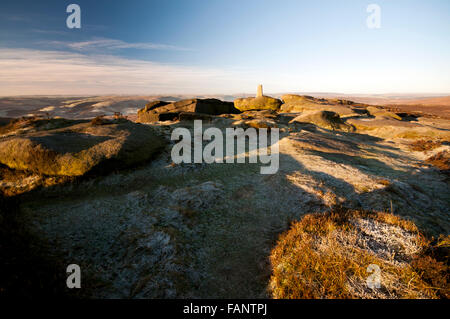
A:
[367,106,402,121]
[0,119,165,176]
[282,94,320,104]
[234,96,282,112]
[280,95,328,112]
[347,118,450,139]
[137,101,172,122]
[280,94,361,117]
[329,99,355,106]
[141,100,171,112]
[137,98,239,123]
[289,111,355,132]
[140,112,180,122]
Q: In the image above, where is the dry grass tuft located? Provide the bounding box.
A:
[426,151,450,171]
[0,163,73,197]
[408,140,442,152]
[436,235,450,248]
[377,179,391,186]
[269,208,448,299]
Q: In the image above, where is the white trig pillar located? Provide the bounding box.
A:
[257,84,263,97]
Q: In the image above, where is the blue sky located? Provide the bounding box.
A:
[0,0,449,95]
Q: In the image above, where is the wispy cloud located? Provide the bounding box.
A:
[0,13,31,22]
[46,38,191,52]
[2,47,446,96]
[0,48,246,95]
[32,29,69,36]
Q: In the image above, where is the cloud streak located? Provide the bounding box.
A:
[0,48,247,96]
[46,38,191,52]
[2,47,443,96]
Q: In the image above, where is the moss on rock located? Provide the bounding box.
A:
[0,120,165,176]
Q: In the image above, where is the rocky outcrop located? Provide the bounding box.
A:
[280,94,363,117]
[141,112,180,122]
[0,119,165,176]
[138,101,171,116]
[289,110,355,132]
[280,95,328,112]
[282,94,318,104]
[137,98,239,123]
[234,96,282,112]
[367,106,402,120]
[347,118,450,139]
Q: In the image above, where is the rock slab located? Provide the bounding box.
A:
[0,119,165,176]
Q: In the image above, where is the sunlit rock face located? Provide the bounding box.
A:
[234,96,282,112]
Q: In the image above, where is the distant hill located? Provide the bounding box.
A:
[1,93,449,120]
[339,95,450,119]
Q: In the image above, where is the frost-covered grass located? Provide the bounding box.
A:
[269,209,449,299]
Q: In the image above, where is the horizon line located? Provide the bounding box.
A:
[1,92,450,98]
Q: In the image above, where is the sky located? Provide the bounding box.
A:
[0,0,449,95]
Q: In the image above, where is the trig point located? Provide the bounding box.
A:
[257,84,263,97]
